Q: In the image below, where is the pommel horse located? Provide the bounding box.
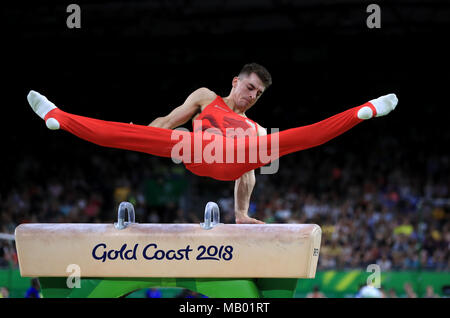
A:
[15,202,322,298]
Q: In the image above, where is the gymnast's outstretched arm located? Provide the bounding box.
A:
[234,124,267,224]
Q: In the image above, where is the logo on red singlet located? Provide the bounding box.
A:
[170,120,279,175]
[214,105,230,112]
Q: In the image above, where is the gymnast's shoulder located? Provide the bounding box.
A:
[191,87,217,102]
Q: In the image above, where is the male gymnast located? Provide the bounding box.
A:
[27,63,398,224]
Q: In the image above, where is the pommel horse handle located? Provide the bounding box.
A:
[200,202,222,230]
[114,201,221,230]
[114,202,136,230]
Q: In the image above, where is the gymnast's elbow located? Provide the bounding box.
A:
[148,116,172,129]
[236,170,256,186]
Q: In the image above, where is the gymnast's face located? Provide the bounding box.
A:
[231,72,265,111]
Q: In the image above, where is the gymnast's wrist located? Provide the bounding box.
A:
[235,210,249,217]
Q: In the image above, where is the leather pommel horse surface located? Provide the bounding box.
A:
[15,223,321,278]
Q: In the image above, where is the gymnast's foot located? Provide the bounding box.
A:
[27,90,60,130]
[357,93,398,120]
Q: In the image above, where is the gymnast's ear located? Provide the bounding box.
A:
[232,76,240,88]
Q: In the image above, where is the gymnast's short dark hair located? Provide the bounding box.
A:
[239,63,272,89]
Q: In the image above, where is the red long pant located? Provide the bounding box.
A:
[44,102,375,181]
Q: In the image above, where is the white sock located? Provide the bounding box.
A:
[27,90,60,129]
[357,93,398,120]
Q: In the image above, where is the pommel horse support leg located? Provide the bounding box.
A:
[15,202,322,298]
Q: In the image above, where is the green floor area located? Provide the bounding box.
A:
[1,267,449,298]
[36,277,297,298]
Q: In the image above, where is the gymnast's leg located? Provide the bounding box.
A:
[27,90,186,159]
[274,93,398,157]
